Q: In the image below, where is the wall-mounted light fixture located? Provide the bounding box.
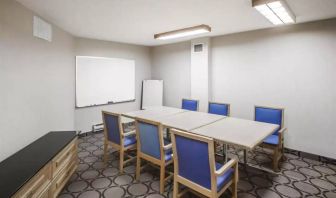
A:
[154,24,211,40]
[252,0,295,25]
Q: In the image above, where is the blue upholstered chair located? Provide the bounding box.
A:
[102,111,137,173]
[171,129,238,198]
[254,106,286,171]
[182,98,199,111]
[208,102,231,161]
[135,118,173,194]
[208,102,230,116]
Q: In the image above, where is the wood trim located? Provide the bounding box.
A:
[135,117,162,126]
[176,175,212,197]
[215,158,237,176]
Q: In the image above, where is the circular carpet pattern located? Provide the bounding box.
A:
[59,132,336,198]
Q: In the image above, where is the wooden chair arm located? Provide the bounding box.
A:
[163,143,172,151]
[122,130,136,137]
[278,128,286,141]
[215,158,238,177]
[278,127,287,134]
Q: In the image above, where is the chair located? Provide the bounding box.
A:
[208,102,230,116]
[135,118,173,194]
[208,102,231,160]
[182,98,199,111]
[254,106,286,171]
[102,111,136,173]
[171,129,238,198]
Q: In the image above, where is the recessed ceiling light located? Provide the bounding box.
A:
[253,0,295,25]
[154,25,211,40]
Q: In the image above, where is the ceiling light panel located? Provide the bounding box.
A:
[154,25,211,40]
[253,0,295,25]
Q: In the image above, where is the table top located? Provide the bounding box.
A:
[158,111,226,131]
[120,116,134,124]
[122,106,186,120]
[0,131,77,198]
[191,117,279,150]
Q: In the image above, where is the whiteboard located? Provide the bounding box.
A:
[76,56,135,108]
[141,80,163,109]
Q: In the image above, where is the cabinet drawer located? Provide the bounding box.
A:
[52,138,77,178]
[50,160,77,197]
[13,163,51,198]
[38,189,49,198]
[36,185,50,198]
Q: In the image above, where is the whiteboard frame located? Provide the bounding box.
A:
[75,56,136,108]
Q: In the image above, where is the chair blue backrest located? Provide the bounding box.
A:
[182,99,198,111]
[174,134,212,189]
[103,113,121,145]
[208,103,229,116]
[137,121,161,160]
[255,106,283,135]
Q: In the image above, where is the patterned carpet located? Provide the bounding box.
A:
[59,132,336,198]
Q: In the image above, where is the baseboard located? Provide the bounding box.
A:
[77,130,336,164]
[284,148,335,164]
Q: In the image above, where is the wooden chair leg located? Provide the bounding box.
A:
[159,165,165,194]
[273,148,280,172]
[119,149,124,173]
[232,164,238,198]
[243,150,247,164]
[173,179,179,198]
[103,141,108,165]
[214,142,217,153]
[281,142,287,161]
[231,183,237,198]
[136,155,141,181]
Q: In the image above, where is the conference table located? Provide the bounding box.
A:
[122,106,279,163]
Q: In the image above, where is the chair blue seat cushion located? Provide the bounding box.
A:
[165,150,173,161]
[124,135,137,147]
[263,135,279,145]
[216,163,234,191]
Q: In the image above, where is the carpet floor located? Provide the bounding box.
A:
[59,132,336,198]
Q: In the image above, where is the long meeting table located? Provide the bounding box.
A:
[123,106,186,120]
[122,106,279,165]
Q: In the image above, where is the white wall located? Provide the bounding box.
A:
[0,1,152,161]
[211,19,336,159]
[0,0,75,161]
[74,38,151,132]
[191,38,210,112]
[151,42,191,108]
[2,0,336,161]
[151,19,336,159]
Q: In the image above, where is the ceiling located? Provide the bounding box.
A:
[16,0,336,46]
